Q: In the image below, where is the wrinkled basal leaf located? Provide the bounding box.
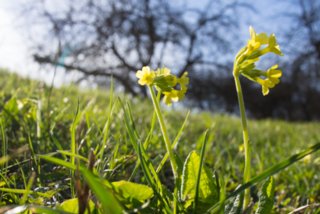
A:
[112,180,154,203]
[181,151,218,208]
[225,192,243,214]
[255,177,275,214]
[59,198,96,213]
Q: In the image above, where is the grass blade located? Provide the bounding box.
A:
[129,110,157,181]
[39,155,77,170]
[193,130,209,213]
[20,172,36,204]
[138,143,172,214]
[57,150,88,162]
[129,94,160,180]
[80,166,123,214]
[156,111,190,173]
[0,118,8,171]
[119,99,139,151]
[98,78,116,160]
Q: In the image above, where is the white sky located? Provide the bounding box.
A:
[0,0,75,86]
[0,4,31,75]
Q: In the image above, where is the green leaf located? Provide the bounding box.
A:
[59,198,97,214]
[181,151,218,209]
[60,198,79,213]
[255,177,275,214]
[112,180,154,203]
[4,97,19,115]
[225,191,243,214]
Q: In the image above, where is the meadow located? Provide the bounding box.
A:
[0,68,319,213]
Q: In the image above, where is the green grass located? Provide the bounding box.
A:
[0,68,320,213]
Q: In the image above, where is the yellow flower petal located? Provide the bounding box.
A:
[136,70,143,78]
[267,64,282,79]
[179,72,189,85]
[256,33,269,44]
[262,85,269,96]
[136,66,155,86]
[156,67,171,76]
[268,70,282,79]
[163,90,180,105]
[268,34,283,56]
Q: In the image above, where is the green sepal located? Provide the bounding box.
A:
[154,75,177,92]
[241,69,265,82]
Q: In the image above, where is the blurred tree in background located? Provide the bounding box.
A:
[282,0,320,120]
[28,0,242,95]
[21,0,320,120]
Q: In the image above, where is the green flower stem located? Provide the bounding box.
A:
[233,70,251,208]
[148,86,178,180]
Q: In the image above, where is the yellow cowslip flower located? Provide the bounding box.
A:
[255,65,282,96]
[266,64,282,83]
[256,78,272,96]
[178,87,187,100]
[162,82,188,105]
[235,27,283,96]
[267,34,283,56]
[246,26,269,54]
[160,71,189,105]
[136,66,189,105]
[178,72,189,85]
[136,66,155,86]
[250,76,279,95]
[176,72,189,100]
[156,67,171,76]
[163,90,180,105]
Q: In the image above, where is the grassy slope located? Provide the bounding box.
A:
[1,69,320,212]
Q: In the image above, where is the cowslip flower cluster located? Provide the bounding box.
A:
[136,66,189,105]
[234,26,283,95]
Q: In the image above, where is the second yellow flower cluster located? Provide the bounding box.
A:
[234,26,284,95]
[136,66,189,105]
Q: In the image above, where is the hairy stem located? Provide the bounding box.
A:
[233,71,251,208]
[148,86,178,180]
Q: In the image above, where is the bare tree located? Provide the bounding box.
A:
[282,0,320,120]
[22,0,244,95]
[284,0,320,79]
